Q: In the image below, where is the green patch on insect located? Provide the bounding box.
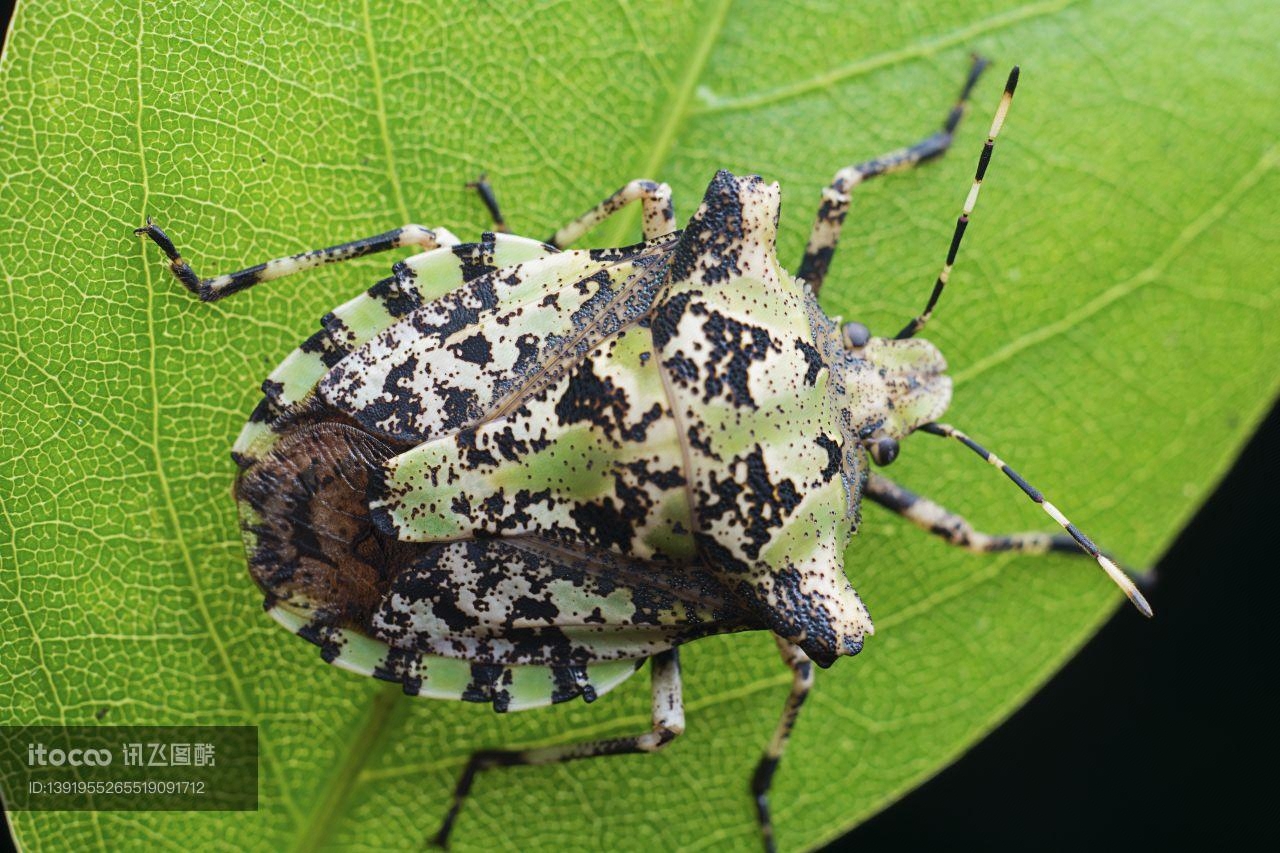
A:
[136,58,1150,852]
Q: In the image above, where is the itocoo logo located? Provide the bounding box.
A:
[27,743,112,766]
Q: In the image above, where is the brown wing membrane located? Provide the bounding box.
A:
[235,420,423,626]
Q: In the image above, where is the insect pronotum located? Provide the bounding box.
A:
[136,57,1150,852]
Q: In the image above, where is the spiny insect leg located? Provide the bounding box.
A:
[466,173,508,233]
[430,650,684,850]
[134,219,460,302]
[865,471,1095,557]
[548,178,675,247]
[751,636,814,853]
[916,423,1154,616]
[798,54,989,296]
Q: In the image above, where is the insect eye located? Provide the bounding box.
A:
[868,437,900,466]
[842,321,871,349]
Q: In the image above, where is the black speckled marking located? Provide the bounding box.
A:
[697,307,776,408]
[454,232,500,282]
[670,170,753,286]
[815,434,843,481]
[451,333,493,365]
[795,338,824,386]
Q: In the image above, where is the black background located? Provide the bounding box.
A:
[830,401,1278,851]
[1,6,1275,851]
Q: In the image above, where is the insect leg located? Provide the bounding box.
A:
[798,55,989,296]
[865,471,1085,555]
[134,219,461,302]
[864,471,1155,589]
[431,650,684,849]
[466,174,508,233]
[548,179,675,247]
[751,636,815,853]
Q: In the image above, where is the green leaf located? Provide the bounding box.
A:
[1,0,1276,849]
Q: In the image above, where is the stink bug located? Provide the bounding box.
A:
[136,58,1150,851]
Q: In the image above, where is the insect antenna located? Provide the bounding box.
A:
[896,66,1019,340]
[919,422,1154,617]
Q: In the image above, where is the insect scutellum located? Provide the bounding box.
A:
[135,56,1151,853]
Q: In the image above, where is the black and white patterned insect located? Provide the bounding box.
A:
[136,58,1150,851]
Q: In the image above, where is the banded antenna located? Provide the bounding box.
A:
[920,422,1154,617]
[897,66,1019,340]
